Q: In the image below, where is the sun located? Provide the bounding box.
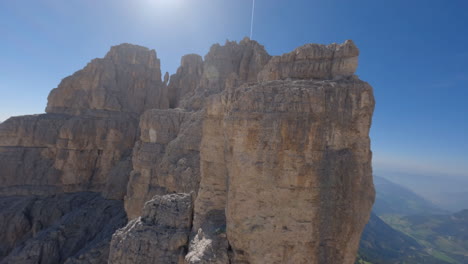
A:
[147,0,183,9]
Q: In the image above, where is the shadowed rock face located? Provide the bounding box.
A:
[124,109,202,219]
[0,192,127,264]
[109,193,193,264]
[0,39,374,264]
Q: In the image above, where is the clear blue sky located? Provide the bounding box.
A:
[0,0,467,178]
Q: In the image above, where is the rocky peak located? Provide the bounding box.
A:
[168,54,204,108]
[258,39,359,81]
[46,43,167,115]
[203,37,271,87]
[0,38,375,264]
[180,54,204,70]
[105,43,161,70]
[173,37,271,110]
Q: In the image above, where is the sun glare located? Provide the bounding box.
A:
[147,0,183,9]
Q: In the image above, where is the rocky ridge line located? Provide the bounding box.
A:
[0,38,374,264]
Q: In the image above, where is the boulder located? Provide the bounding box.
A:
[109,193,193,264]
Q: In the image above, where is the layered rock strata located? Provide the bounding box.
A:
[217,79,373,263]
[0,43,166,198]
[0,43,167,264]
[0,38,374,264]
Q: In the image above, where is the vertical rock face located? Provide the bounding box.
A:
[0,111,138,197]
[186,40,374,264]
[221,79,374,264]
[168,54,204,108]
[124,109,202,219]
[124,38,271,219]
[0,38,375,264]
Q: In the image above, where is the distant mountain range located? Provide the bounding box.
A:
[373,175,447,216]
[357,176,468,264]
[375,170,468,212]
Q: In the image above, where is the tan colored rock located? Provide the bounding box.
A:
[191,77,375,264]
[0,114,66,196]
[54,113,138,194]
[258,40,359,81]
[46,43,168,115]
[0,44,172,199]
[186,95,230,264]
[0,112,138,198]
[0,113,67,147]
[180,38,271,110]
[0,39,375,264]
[168,54,204,108]
[124,38,272,218]
[124,109,202,219]
[202,37,271,91]
[109,193,193,264]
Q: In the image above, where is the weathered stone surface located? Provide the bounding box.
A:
[46,43,168,115]
[0,39,374,264]
[180,38,271,110]
[109,193,193,264]
[0,112,138,198]
[0,113,68,147]
[185,228,230,264]
[168,54,204,108]
[187,94,230,264]
[64,241,112,264]
[0,44,167,198]
[190,77,375,264]
[0,192,126,264]
[258,40,359,81]
[124,109,202,219]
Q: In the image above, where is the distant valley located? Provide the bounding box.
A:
[357,175,468,264]
[372,175,447,216]
[375,170,468,212]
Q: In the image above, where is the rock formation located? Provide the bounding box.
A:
[0,193,126,264]
[109,194,193,264]
[46,43,168,115]
[124,108,202,219]
[0,38,375,264]
[0,44,167,198]
[257,40,359,81]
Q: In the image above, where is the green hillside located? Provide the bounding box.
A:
[357,177,468,264]
[358,213,447,264]
[382,210,468,264]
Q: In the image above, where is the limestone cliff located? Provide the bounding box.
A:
[46,43,168,115]
[0,38,374,264]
